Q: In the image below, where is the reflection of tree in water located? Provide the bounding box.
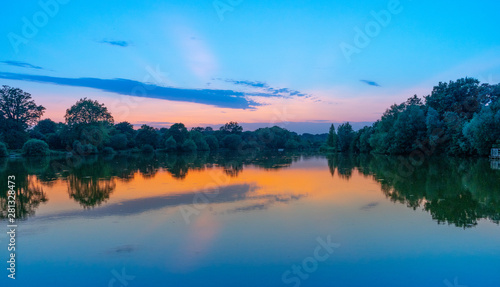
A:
[327,153,357,180]
[329,154,500,228]
[0,159,48,220]
[64,158,117,208]
[67,175,116,208]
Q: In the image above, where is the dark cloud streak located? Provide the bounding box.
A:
[1,60,44,70]
[100,40,130,47]
[360,80,381,87]
[0,72,260,109]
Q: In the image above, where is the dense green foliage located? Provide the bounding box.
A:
[0,142,8,157]
[327,78,500,156]
[0,86,45,149]
[23,139,50,156]
[2,78,499,157]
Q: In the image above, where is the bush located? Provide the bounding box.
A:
[29,130,46,141]
[22,139,50,156]
[4,129,30,150]
[109,134,128,150]
[102,147,115,155]
[72,141,98,155]
[222,134,242,150]
[141,144,154,153]
[205,135,219,150]
[195,138,210,151]
[285,139,299,149]
[0,142,8,157]
[181,139,197,152]
[165,136,177,151]
[82,144,98,155]
[47,133,64,150]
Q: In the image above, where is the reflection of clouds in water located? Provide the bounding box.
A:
[103,244,137,255]
[28,184,258,221]
[360,202,379,211]
[226,194,307,214]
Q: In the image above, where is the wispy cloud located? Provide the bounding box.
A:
[99,40,130,47]
[1,60,44,70]
[0,72,269,109]
[360,80,381,87]
[222,79,311,98]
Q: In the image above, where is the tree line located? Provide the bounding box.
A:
[0,86,327,156]
[325,78,500,156]
[1,77,498,157]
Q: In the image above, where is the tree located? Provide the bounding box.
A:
[222,134,243,150]
[135,125,159,148]
[165,136,177,151]
[356,126,374,153]
[108,134,128,150]
[326,124,337,150]
[22,139,50,156]
[0,86,45,149]
[424,78,482,121]
[114,121,135,136]
[0,86,45,129]
[113,121,136,148]
[463,101,500,156]
[220,121,243,134]
[181,139,197,152]
[205,135,219,150]
[65,98,113,126]
[168,123,189,145]
[34,119,57,134]
[390,103,426,154]
[0,142,8,157]
[337,122,354,152]
[189,130,210,151]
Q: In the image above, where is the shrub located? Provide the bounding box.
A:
[205,135,219,150]
[181,139,197,152]
[72,141,98,155]
[47,133,64,150]
[141,144,154,153]
[222,134,242,150]
[102,147,115,155]
[109,134,128,150]
[29,130,46,141]
[285,139,299,149]
[82,144,98,155]
[22,139,50,156]
[195,138,210,151]
[0,142,8,157]
[165,136,177,151]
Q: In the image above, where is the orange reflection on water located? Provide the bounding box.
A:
[35,159,384,218]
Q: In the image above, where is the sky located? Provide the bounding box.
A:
[1,0,500,133]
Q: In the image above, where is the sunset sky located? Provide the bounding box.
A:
[1,0,500,133]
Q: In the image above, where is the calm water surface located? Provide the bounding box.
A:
[1,152,499,287]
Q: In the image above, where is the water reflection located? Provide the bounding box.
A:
[0,152,498,229]
[0,158,48,220]
[327,154,500,228]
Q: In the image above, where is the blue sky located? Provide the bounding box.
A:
[1,0,499,132]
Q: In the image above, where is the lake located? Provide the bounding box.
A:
[1,152,499,287]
